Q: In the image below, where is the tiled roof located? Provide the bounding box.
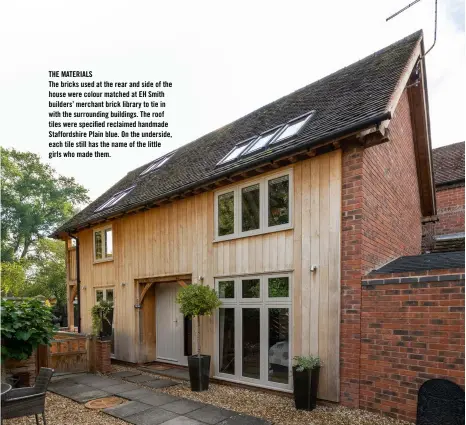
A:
[53,30,423,235]
[370,251,465,274]
[432,141,465,186]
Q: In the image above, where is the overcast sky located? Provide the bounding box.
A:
[1,0,464,200]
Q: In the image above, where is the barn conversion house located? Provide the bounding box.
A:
[53,31,464,419]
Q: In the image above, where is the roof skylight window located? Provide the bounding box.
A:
[217,138,255,166]
[272,111,314,144]
[243,127,282,155]
[95,186,135,212]
[141,153,174,175]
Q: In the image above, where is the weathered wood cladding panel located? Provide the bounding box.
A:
[68,150,341,401]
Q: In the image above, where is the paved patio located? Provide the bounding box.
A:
[48,372,270,425]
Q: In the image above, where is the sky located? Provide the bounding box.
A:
[1,0,464,201]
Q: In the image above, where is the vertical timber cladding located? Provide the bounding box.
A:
[213,150,342,402]
[73,149,342,401]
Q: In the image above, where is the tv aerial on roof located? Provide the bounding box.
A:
[386,0,438,58]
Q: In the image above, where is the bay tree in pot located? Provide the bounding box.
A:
[292,355,321,410]
[176,283,221,391]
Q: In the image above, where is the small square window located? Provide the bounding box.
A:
[218,281,235,298]
[244,128,281,155]
[242,279,260,298]
[268,277,289,298]
[218,140,253,165]
[273,113,313,144]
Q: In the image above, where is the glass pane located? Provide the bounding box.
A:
[219,308,235,375]
[268,308,289,384]
[218,281,235,298]
[241,184,260,232]
[268,277,289,298]
[106,289,114,303]
[268,175,289,227]
[105,229,113,257]
[274,116,309,143]
[218,192,235,236]
[222,144,249,163]
[96,290,103,302]
[246,130,279,154]
[242,308,260,379]
[95,231,103,259]
[242,279,260,298]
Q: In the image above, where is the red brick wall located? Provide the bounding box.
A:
[360,273,465,422]
[340,90,423,407]
[361,91,422,274]
[95,340,112,373]
[340,143,365,406]
[435,185,465,236]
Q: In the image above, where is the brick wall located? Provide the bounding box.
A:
[435,185,465,236]
[360,271,465,422]
[340,90,422,407]
[4,352,37,387]
[361,91,422,273]
[95,339,112,373]
[340,143,364,406]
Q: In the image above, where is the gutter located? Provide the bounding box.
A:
[54,110,392,235]
[69,234,81,333]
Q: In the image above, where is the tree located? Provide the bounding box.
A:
[1,148,89,260]
[22,239,67,308]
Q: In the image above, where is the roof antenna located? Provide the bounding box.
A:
[386,0,422,22]
[386,0,438,58]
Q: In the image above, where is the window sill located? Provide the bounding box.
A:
[93,258,114,265]
[213,225,293,243]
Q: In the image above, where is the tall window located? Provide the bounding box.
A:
[94,226,113,262]
[214,170,292,241]
[216,274,292,390]
[95,288,115,355]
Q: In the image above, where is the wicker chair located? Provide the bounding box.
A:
[1,367,54,425]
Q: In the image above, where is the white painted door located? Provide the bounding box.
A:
[156,283,187,365]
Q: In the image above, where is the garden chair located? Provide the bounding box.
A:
[1,367,54,425]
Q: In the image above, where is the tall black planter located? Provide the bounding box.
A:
[292,366,320,410]
[188,354,211,391]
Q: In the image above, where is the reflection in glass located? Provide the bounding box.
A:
[268,277,289,298]
[242,308,260,379]
[96,290,104,302]
[218,281,235,298]
[242,279,260,298]
[105,229,113,257]
[242,184,260,232]
[219,308,235,375]
[95,231,103,259]
[218,192,235,236]
[268,175,289,227]
[268,308,289,384]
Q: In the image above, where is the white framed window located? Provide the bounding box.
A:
[215,273,292,391]
[214,169,293,241]
[93,225,113,263]
[95,186,135,212]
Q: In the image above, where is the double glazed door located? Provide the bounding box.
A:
[156,283,187,365]
[96,288,114,355]
[216,275,292,390]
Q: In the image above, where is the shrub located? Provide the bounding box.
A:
[176,284,221,356]
[293,355,321,372]
[91,300,113,336]
[1,298,57,360]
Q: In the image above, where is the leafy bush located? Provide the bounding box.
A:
[293,355,321,372]
[1,298,57,360]
[176,284,221,356]
[91,300,113,336]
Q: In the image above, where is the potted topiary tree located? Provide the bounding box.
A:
[292,355,321,410]
[176,283,221,391]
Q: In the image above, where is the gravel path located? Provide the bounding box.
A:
[3,392,126,425]
[113,365,411,425]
